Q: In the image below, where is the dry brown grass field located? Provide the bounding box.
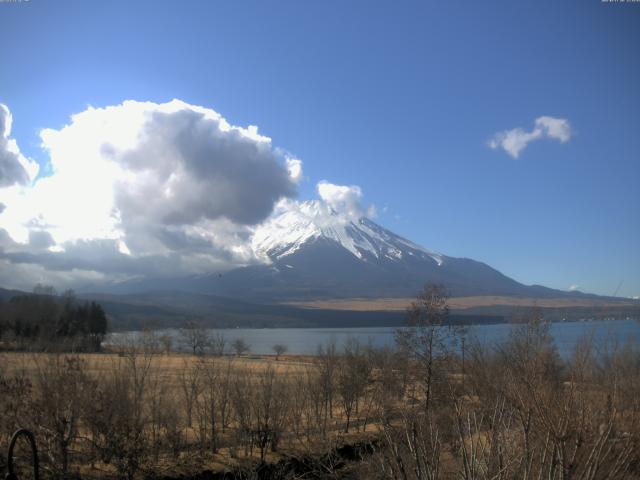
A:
[285,295,637,311]
[0,351,315,379]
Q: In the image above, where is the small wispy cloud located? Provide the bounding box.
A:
[286,157,303,184]
[316,181,377,219]
[568,284,580,292]
[488,116,572,158]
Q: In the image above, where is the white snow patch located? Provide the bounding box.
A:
[252,200,444,266]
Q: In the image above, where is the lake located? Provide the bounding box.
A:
[108,318,640,358]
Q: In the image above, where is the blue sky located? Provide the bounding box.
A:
[0,0,639,296]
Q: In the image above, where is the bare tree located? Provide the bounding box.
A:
[146,356,172,463]
[252,365,290,459]
[396,283,459,413]
[316,339,338,433]
[158,333,173,354]
[231,337,250,356]
[178,359,201,428]
[337,338,371,432]
[179,321,211,355]
[195,356,233,452]
[211,332,226,356]
[83,348,154,480]
[140,329,160,354]
[229,367,253,457]
[272,343,288,360]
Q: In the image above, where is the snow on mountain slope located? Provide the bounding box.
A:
[252,200,443,265]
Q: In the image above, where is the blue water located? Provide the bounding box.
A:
[108,319,640,358]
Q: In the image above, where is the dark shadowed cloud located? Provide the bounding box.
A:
[0,104,38,187]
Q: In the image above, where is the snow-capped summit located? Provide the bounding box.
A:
[252,200,443,265]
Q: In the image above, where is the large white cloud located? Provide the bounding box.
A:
[0,104,39,187]
[0,100,302,287]
[488,116,572,158]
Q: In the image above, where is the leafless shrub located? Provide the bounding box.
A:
[31,354,88,477]
[459,310,640,479]
[178,358,201,429]
[158,333,173,354]
[194,356,233,452]
[210,332,226,356]
[371,346,410,420]
[229,365,290,461]
[0,356,33,475]
[316,339,339,435]
[82,350,153,480]
[252,365,290,458]
[146,357,177,464]
[337,338,372,433]
[378,407,442,480]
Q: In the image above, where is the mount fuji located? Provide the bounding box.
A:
[159,200,576,301]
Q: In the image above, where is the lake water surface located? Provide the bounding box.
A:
[109,319,640,358]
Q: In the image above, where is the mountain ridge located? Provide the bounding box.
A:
[195,204,592,300]
[91,203,614,302]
